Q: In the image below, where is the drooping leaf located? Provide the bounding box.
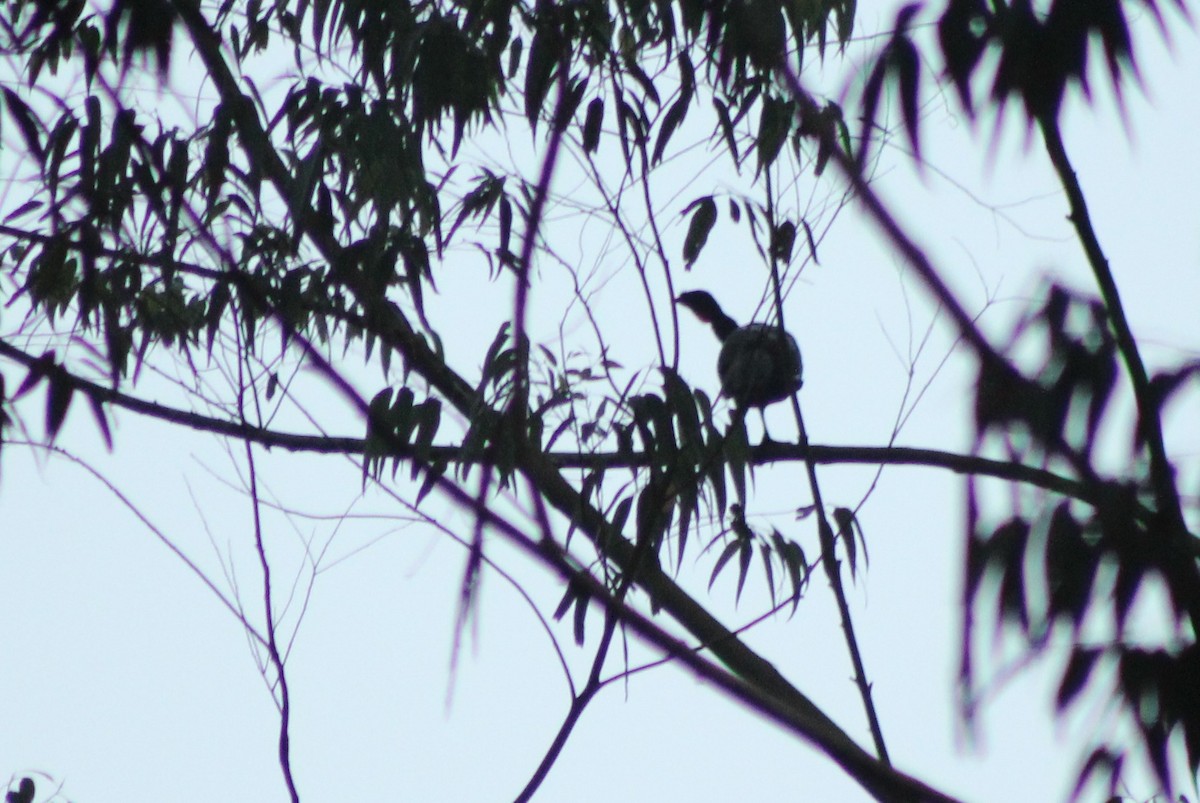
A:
[582,97,604,153]
[572,585,588,645]
[652,95,689,165]
[938,0,991,114]
[712,97,739,163]
[734,535,752,603]
[833,507,860,579]
[45,373,74,440]
[507,35,523,79]
[15,352,54,400]
[524,25,560,130]
[792,220,815,267]
[86,390,113,450]
[1070,747,1123,802]
[778,535,808,614]
[2,87,45,160]
[610,495,633,537]
[770,220,796,264]
[893,35,921,159]
[760,543,777,608]
[553,75,588,135]
[858,5,922,167]
[709,537,741,591]
[756,95,792,174]
[681,195,717,267]
[6,777,35,803]
[414,459,445,508]
[1057,647,1101,710]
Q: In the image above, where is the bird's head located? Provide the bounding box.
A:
[675,290,723,323]
[676,290,738,340]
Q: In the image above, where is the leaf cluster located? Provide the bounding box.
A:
[964,284,1200,796]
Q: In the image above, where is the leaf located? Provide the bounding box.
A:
[414,460,445,508]
[87,390,113,450]
[778,536,808,614]
[7,777,35,803]
[623,61,661,106]
[814,135,832,176]
[367,387,394,433]
[1112,561,1144,634]
[1070,747,1122,802]
[761,543,777,609]
[553,583,577,620]
[682,195,717,267]
[582,97,603,153]
[524,26,559,129]
[999,546,1029,633]
[543,411,576,451]
[735,536,752,603]
[45,373,74,440]
[609,494,638,544]
[893,35,922,160]
[1057,647,1101,710]
[47,112,80,198]
[553,75,588,134]
[364,387,394,483]
[801,219,819,265]
[2,87,44,159]
[507,35,523,79]
[724,415,749,505]
[858,5,922,166]
[448,172,503,244]
[857,46,888,169]
[4,199,43,222]
[573,586,588,645]
[834,507,858,579]
[205,283,230,354]
[770,220,796,264]
[15,350,55,399]
[712,97,739,163]
[478,321,512,391]
[756,95,792,174]
[390,387,417,446]
[937,0,991,114]
[662,367,700,448]
[652,95,689,165]
[498,195,513,257]
[411,399,441,480]
[709,538,741,591]
[835,0,856,44]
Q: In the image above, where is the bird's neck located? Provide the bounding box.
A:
[708,311,739,341]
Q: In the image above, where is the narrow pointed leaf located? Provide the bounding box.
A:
[682,196,717,267]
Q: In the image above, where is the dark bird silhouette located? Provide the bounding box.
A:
[676,290,802,441]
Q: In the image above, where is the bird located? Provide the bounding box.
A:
[676,290,802,442]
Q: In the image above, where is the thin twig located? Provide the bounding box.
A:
[236,325,300,803]
[761,163,891,764]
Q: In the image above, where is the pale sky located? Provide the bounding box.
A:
[2,3,1199,802]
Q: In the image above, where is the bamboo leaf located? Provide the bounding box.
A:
[682,196,717,267]
[582,97,603,153]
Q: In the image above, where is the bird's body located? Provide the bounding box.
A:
[716,323,802,408]
[676,290,802,420]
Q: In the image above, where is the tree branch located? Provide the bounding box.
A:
[0,337,1131,510]
[1036,116,1185,528]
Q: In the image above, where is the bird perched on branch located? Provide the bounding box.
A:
[676,290,802,441]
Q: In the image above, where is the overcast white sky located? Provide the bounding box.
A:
[2,3,1199,802]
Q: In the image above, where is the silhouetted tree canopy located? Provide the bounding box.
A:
[1,1,1196,800]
